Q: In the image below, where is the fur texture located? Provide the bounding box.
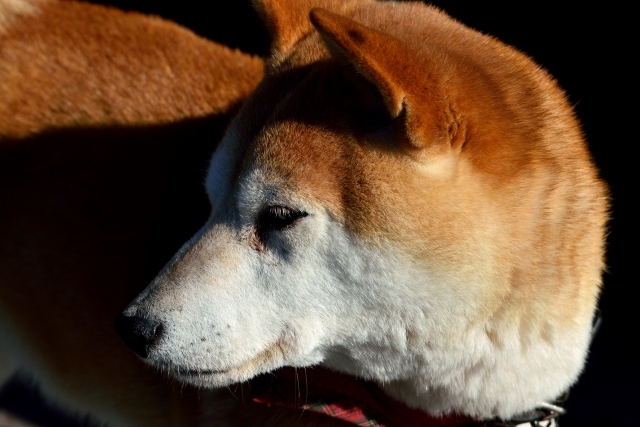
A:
[120,0,608,421]
[0,2,314,427]
[0,0,262,138]
[1,0,608,425]
[0,0,38,33]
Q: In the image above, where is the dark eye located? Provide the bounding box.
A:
[256,206,308,242]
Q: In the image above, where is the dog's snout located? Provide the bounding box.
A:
[114,313,163,358]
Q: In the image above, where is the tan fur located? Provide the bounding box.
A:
[0,0,262,138]
[0,2,355,425]
[1,0,607,425]
[0,0,39,33]
[246,0,606,343]
[0,2,331,427]
[188,0,606,419]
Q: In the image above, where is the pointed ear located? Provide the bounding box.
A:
[310,8,456,153]
[252,0,360,55]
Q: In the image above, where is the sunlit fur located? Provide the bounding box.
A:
[0,0,263,138]
[0,0,37,33]
[123,0,608,421]
[0,1,268,426]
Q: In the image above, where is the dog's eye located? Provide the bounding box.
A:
[256,206,307,241]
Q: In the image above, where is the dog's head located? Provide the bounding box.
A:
[116,0,607,419]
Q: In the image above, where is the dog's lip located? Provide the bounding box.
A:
[175,367,228,376]
[156,361,230,377]
[161,339,286,383]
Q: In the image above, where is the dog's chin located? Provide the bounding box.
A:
[171,368,238,388]
[159,360,283,388]
[151,340,321,387]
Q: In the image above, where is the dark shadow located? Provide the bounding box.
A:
[0,113,235,426]
[0,113,234,289]
[0,374,105,427]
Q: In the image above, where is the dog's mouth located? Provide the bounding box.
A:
[155,340,290,387]
[175,367,228,377]
[152,361,232,382]
[168,361,272,387]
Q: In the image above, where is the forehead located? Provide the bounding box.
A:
[204,37,413,247]
[203,43,443,259]
[206,57,364,212]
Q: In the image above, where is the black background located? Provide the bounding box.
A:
[83,1,638,426]
[6,1,637,426]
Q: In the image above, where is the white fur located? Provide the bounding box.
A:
[122,127,591,420]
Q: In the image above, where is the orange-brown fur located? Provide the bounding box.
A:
[0,0,39,33]
[0,2,344,426]
[0,0,608,424]
[181,0,607,417]
[0,0,262,138]
[244,0,607,345]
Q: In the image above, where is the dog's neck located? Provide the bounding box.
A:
[372,318,589,421]
[250,366,562,426]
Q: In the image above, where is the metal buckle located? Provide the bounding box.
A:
[491,390,568,427]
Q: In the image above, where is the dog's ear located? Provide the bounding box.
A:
[310,8,457,154]
[252,0,361,55]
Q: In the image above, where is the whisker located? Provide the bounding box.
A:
[227,385,237,399]
[304,368,308,407]
[297,367,309,421]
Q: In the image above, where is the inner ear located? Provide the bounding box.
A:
[340,66,393,136]
[335,63,411,154]
[310,8,453,154]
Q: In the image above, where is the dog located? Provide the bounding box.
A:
[0,1,273,426]
[1,0,607,426]
[114,0,609,425]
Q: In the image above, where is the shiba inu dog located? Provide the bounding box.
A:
[114,0,609,424]
[0,1,267,426]
[1,0,607,425]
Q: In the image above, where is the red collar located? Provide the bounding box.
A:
[250,366,480,427]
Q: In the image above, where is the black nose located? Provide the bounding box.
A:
[114,313,163,358]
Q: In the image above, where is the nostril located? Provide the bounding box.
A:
[114,312,163,359]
